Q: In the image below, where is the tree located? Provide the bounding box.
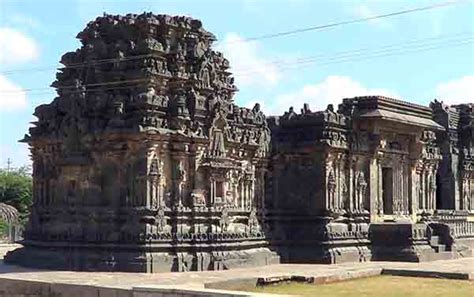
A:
[0,166,32,221]
[0,202,20,239]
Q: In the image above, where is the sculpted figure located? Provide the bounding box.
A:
[209,103,227,157]
[356,171,367,211]
[210,127,225,156]
[155,207,167,232]
[175,161,186,207]
[219,208,230,232]
[248,210,260,233]
[191,189,206,207]
[327,169,336,209]
[201,67,210,88]
[175,91,189,117]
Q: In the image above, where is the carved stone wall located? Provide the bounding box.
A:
[431,101,473,211]
[5,13,278,272]
[267,96,449,263]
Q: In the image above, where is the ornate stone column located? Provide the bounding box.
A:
[348,156,355,213]
[369,156,379,222]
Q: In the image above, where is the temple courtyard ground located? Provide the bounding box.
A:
[0,244,472,296]
[244,276,473,297]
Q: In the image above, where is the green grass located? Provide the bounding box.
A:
[243,276,474,297]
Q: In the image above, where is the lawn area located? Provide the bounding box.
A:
[244,276,474,297]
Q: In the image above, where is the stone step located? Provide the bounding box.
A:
[433,244,446,253]
[434,251,455,261]
[429,236,440,246]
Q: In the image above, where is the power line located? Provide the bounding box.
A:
[235,38,474,76]
[215,0,467,44]
[230,32,473,72]
[6,33,471,97]
[0,0,467,76]
[4,39,473,95]
[1,34,472,95]
[3,32,473,93]
[284,39,471,73]
[1,78,149,94]
[0,54,156,76]
[2,84,154,97]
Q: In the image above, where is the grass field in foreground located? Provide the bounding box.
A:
[244,276,474,297]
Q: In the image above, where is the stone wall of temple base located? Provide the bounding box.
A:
[268,217,474,264]
[430,211,474,258]
[272,244,372,264]
[369,223,457,262]
[453,239,474,257]
[4,243,279,273]
[267,218,372,264]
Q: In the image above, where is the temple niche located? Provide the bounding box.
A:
[5,13,278,272]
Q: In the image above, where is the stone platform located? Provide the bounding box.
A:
[0,245,472,297]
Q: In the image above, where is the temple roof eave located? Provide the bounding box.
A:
[358,109,445,131]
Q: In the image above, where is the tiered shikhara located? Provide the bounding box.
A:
[6,13,278,272]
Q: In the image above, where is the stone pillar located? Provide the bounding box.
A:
[348,157,354,213]
[429,166,436,211]
[369,156,379,222]
[410,162,419,217]
[378,158,383,215]
[240,181,244,209]
[210,177,215,205]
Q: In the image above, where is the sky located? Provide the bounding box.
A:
[0,0,473,168]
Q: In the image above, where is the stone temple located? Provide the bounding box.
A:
[5,13,474,272]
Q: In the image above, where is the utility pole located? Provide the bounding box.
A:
[6,158,12,172]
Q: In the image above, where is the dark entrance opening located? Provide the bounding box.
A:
[436,173,443,209]
[382,167,393,215]
[216,181,224,199]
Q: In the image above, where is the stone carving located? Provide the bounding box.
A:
[327,168,336,208]
[355,171,367,212]
[155,206,167,232]
[149,156,164,209]
[174,160,187,207]
[219,208,230,232]
[248,209,260,234]
[191,189,206,207]
[209,104,227,157]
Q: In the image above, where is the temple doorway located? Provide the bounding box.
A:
[382,167,394,215]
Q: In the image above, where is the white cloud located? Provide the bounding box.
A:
[434,76,474,105]
[216,33,282,88]
[267,75,399,115]
[0,27,39,65]
[0,75,28,111]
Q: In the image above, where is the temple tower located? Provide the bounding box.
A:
[6,13,278,272]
